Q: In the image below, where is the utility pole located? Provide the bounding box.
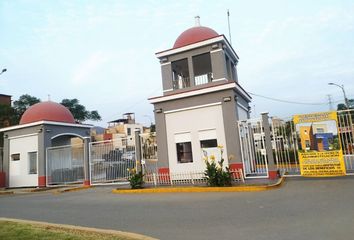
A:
[327,94,334,111]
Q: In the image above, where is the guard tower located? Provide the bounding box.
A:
[149,17,251,174]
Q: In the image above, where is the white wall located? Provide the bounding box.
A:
[165,104,228,174]
[9,134,38,187]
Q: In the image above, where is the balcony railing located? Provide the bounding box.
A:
[173,76,190,89]
[194,72,213,86]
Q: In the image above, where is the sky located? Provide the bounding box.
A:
[1,0,354,127]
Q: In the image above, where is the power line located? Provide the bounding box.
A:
[247,92,328,106]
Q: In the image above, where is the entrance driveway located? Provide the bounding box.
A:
[1,177,354,240]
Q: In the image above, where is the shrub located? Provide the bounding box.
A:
[127,168,144,189]
[203,147,232,187]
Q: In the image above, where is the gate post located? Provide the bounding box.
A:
[261,112,278,179]
[134,129,143,174]
[83,137,91,186]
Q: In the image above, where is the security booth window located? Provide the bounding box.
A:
[28,152,37,174]
[200,139,217,148]
[176,142,193,163]
[11,153,20,161]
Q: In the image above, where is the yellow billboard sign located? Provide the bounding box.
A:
[294,111,346,177]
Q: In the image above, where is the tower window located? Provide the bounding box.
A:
[193,53,213,85]
[171,58,190,89]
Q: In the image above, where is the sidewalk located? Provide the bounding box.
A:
[112,177,285,194]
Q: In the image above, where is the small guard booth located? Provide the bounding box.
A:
[0,101,91,188]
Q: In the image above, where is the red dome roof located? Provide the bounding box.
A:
[20,101,75,125]
[173,26,219,48]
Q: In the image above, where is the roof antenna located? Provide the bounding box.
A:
[227,9,232,45]
[195,16,201,26]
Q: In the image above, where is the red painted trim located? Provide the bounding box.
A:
[229,163,243,171]
[158,168,170,182]
[158,168,170,174]
[83,180,90,186]
[268,170,279,180]
[0,172,6,188]
[38,176,46,187]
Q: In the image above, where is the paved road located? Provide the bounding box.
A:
[1,177,354,240]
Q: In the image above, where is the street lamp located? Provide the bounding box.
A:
[0,68,7,75]
[328,82,349,109]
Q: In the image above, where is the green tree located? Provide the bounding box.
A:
[337,99,354,110]
[13,94,41,123]
[60,98,101,123]
[0,104,16,146]
[0,104,16,127]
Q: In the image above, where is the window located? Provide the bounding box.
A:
[193,53,212,85]
[200,139,217,148]
[176,142,193,163]
[11,153,20,161]
[171,58,190,89]
[316,128,325,133]
[127,127,131,136]
[28,152,37,174]
[305,140,311,148]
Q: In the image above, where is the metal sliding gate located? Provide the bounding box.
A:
[89,139,135,185]
[46,144,85,186]
[89,136,158,185]
[238,118,269,178]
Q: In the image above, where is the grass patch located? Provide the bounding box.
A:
[0,221,138,240]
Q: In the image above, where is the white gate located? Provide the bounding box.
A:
[46,144,84,186]
[89,139,135,185]
[337,109,354,174]
[271,118,300,176]
[238,118,268,178]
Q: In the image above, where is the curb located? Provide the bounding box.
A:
[112,177,285,194]
[55,185,92,193]
[0,217,158,240]
[0,191,14,195]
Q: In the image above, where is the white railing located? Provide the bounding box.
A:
[194,72,213,86]
[46,144,84,186]
[144,170,244,187]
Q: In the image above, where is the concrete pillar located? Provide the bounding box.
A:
[134,129,143,174]
[83,137,91,186]
[261,112,278,179]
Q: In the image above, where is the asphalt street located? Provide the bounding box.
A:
[1,177,354,240]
